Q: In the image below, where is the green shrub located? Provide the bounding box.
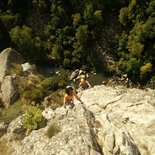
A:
[63,58,71,68]
[39,74,69,91]
[22,106,47,135]
[48,90,64,110]
[57,73,69,89]
[140,63,152,74]
[0,11,17,29]
[0,101,24,124]
[119,7,129,25]
[27,74,42,87]
[17,73,43,94]
[46,124,60,138]
[72,13,81,28]
[21,87,43,104]
[94,10,102,21]
[118,56,142,81]
[146,76,155,89]
[39,77,59,91]
[140,63,152,82]
[7,63,23,76]
[16,76,28,93]
[9,25,34,59]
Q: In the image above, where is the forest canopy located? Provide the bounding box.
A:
[0,0,154,83]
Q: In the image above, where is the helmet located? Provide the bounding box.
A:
[80,78,85,83]
[65,86,73,94]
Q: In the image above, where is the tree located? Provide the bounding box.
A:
[10,25,33,54]
[118,0,155,82]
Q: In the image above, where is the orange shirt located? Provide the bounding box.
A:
[64,90,79,101]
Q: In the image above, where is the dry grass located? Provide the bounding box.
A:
[0,101,24,124]
[0,141,10,155]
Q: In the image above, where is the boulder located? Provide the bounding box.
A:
[1,76,19,107]
[55,71,60,75]
[0,48,23,82]
[70,69,87,81]
[69,69,79,80]
[21,62,36,73]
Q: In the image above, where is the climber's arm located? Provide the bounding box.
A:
[74,90,83,103]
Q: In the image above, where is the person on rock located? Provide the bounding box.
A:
[64,86,82,109]
[79,78,91,90]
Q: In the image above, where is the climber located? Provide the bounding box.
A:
[79,78,91,90]
[64,86,83,109]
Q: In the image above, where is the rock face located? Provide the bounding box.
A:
[0,48,23,82]
[2,116,25,142]
[1,76,19,107]
[81,85,155,155]
[2,85,155,155]
[13,105,102,155]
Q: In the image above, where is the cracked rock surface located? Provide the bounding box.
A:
[2,85,155,155]
[81,85,155,155]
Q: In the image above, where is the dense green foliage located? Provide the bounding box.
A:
[21,87,44,104]
[0,0,125,67]
[39,72,69,91]
[0,0,154,83]
[19,72,68,105]
[22,106,47,135]
[118,0,155,83]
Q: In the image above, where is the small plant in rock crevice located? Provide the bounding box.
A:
[46,124,61,138]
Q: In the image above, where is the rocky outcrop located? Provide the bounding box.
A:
[1,76,19,107]
[81,85,155,155]
[2,85,155,155]
[70,69,88,81]
[0,116,25,155]
[1,116,25,142]
[13,104,102,155]
[96,113,140,155]
[0,48,23,82]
